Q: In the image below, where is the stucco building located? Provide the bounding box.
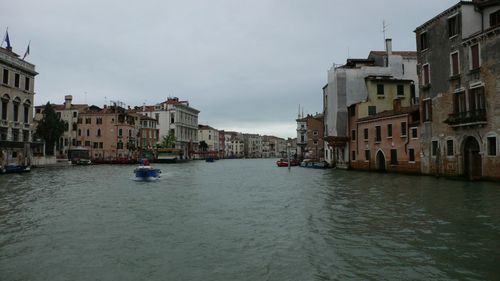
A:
[349,76,421,173]
[77,105,139,160]
[198,124,220,152]
[0,45,37,168]
[415,0,500,180]
[139,97,199,159]
[323,39,418,168]
[224,131,245,158]
[34,95,88,159]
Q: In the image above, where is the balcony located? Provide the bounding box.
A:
[444,109,487,128]
[0,120,7,127]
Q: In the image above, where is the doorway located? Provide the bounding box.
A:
[376,150,386,172]
[463,136,482,180]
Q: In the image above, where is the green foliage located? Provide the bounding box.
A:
[35,103,65,155]
[199,140,208,152]
[161,131,176,148]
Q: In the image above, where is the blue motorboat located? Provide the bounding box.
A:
[134,159,161,181]
[1,165,31,174]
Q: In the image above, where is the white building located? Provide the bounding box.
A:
[198,124,219,152]
[34,95,88,158]
[224,131,244,158]
[243,133,262,158]
[0,45,38,168]
[323,39,419,168]
[139,97,199,159]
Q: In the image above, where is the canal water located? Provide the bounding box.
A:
[0,159,499,281]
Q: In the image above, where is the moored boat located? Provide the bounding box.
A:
[300,159,329,169]
[276,158,299,167]
[134,159,161,181]
[1,165,31,174]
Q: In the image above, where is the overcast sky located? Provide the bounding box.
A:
[2,0,458,138]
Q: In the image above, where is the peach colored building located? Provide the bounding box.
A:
[349,76,421,173]
[77,105,139,160]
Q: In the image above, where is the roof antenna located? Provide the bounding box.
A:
[382,20,389,47]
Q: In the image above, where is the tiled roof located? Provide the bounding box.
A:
[358,105,419,122]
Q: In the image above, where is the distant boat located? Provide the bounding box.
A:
[134,159,161,181]
[206,157,215,163]
[276,158,299,167]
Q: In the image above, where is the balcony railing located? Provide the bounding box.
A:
[444,109,487,127]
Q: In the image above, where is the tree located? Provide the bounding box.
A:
[161,131,176,148]
[35,103,65,155]
[199,141,208,152]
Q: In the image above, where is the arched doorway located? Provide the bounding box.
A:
[376,150,386,172]
[463,136,482,180]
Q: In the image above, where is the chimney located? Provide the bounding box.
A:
[385,38,392,55]
[393,98,401,112]
[64,95,73,109]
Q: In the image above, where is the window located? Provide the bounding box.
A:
[85,141,91,147]
[387,124,393,138]
[447,139,454,156]
[487,136,497,156]
[365,150,371,161]
[375,126,381,142]
[469,87,485,112]
[450,52,459,76]
[377,84,384,96]
[397,85,404,97]
[348,106,356,117]
[364,128,369,140]
[401,122,407,137]
[448,15,459,37]
[72,123,77,131]
[96,117,102,124]
[1,99,7,120]
[86,129,90,137]
[99,142,103,149]
[93,142,98,149]
[470,44,480,70]
[352,150,356,161]
[85,118,91,124]
[411,127,418,139]
[13,102,19,122]
[118,128,123,136]
[313,130,318,136]
[453,91,466,114]
[409,148,415,162]
[423,99,432,122]
[24,105,29,123]
[2,69,8,84]
[155,113,159,121]
[422,64,430,86]
[170,113,175,123]
[351,129,356,141]
[432,140,439,156]
[420,32,428,51]
[78,129,81,136]
[97,128,101,137]
[117,142,124,149]
[391,149,398,165]
[14,73,20,88]
[490,9,500,27]
[73,111,77,118]
[24,77,30,91]
[77,118,82,124]
[368,106,376,116]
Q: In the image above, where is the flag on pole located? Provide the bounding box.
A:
[2,29,11,48]
[22,41,30,60]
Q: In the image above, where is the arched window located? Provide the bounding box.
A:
[13,97,21,122]
[1,94,10,120]
[23,100,31,123]
[97,128,101,137]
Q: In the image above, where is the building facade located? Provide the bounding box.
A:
[34,95,88,159]
[243,133,262,158]
[138,115,159,151]
[77,105,139,160]
[140,97,199,159]
[224,131,245,158]
[0,45,37,168]
[198,124,220,152]
[323,39,418,168]
[349,77,421,173]
[415,0,500,180]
